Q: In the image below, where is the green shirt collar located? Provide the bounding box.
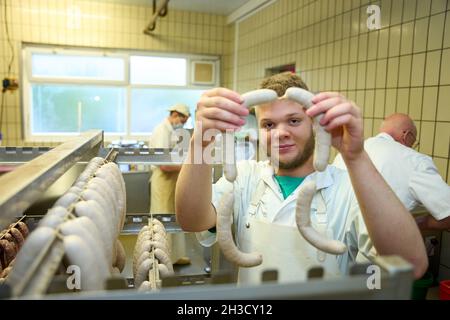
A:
[274,175,306,199]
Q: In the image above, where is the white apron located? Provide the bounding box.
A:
[237,182,342,285]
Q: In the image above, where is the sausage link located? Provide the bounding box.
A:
[10,228,25,249]
[284,87,330,171]
[216,192,262,267]
[295,180,347,254]
[16,222,29,238]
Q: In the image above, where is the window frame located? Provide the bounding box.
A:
[21,44,220,143]
[128,87,207,135]
[25,46,129,85]
[129,55,188,87]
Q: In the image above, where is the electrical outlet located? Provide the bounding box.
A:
[2,78,19,93]
[425,236,438,257]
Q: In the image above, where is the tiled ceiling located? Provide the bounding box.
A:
[94,0,251,15]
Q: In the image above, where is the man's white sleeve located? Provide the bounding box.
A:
[409,157,450,220]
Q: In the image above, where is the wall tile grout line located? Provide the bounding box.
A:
[434,0,449,181]
[380,0,394,129]
[395,0,406,115]
[417,0,433,157]
[405,0,419,118]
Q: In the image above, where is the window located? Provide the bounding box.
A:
[22,46,219,142]
[31,53,126,81]
[131,88,202,133]
[31,85,126,134]
[130,56,186,86]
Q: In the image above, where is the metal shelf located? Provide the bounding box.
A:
[2,147,193,166]
[0,130,103,230]
[120,213,183,234]
[99,148,186,165]
[38,256,415,300]
[0,147,52,164]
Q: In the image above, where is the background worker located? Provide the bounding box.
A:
[334,113,450,231]
[149,103,191,265]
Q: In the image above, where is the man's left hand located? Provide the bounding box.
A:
[306,92,364,162]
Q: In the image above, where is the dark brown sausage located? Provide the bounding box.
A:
[0,240,6,269]
[10,228,25,249]
[4,242,16,266]
[3,233,17,255]
[3,233,17,254]
[16,222,29,238]
[0,240,15,267]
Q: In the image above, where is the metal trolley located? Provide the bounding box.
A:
[0,131,415,300]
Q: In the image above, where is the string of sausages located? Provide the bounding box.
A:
[133,218,174,291]
[217,88,347,269]
[0,218,29,283]
[5,156,127,297]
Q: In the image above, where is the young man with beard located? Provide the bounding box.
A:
[175,72,427,285]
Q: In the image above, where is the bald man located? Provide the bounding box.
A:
[334,113,450,231]
[379,113,418,148]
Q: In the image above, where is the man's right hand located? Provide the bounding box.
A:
[195,88,249,145]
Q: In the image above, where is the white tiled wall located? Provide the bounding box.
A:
[225,0,450,185]
[1,0,447,186]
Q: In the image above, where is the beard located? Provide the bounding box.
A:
[267,130,315,170]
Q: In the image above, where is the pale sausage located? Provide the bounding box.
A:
[295,180,347,255]
[216,192,262,267]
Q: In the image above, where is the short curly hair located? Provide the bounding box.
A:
[259,71,309,96]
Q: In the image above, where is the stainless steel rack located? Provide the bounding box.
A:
[41,255,415,300]
[0,130,103,230]
[0,132,417,300]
